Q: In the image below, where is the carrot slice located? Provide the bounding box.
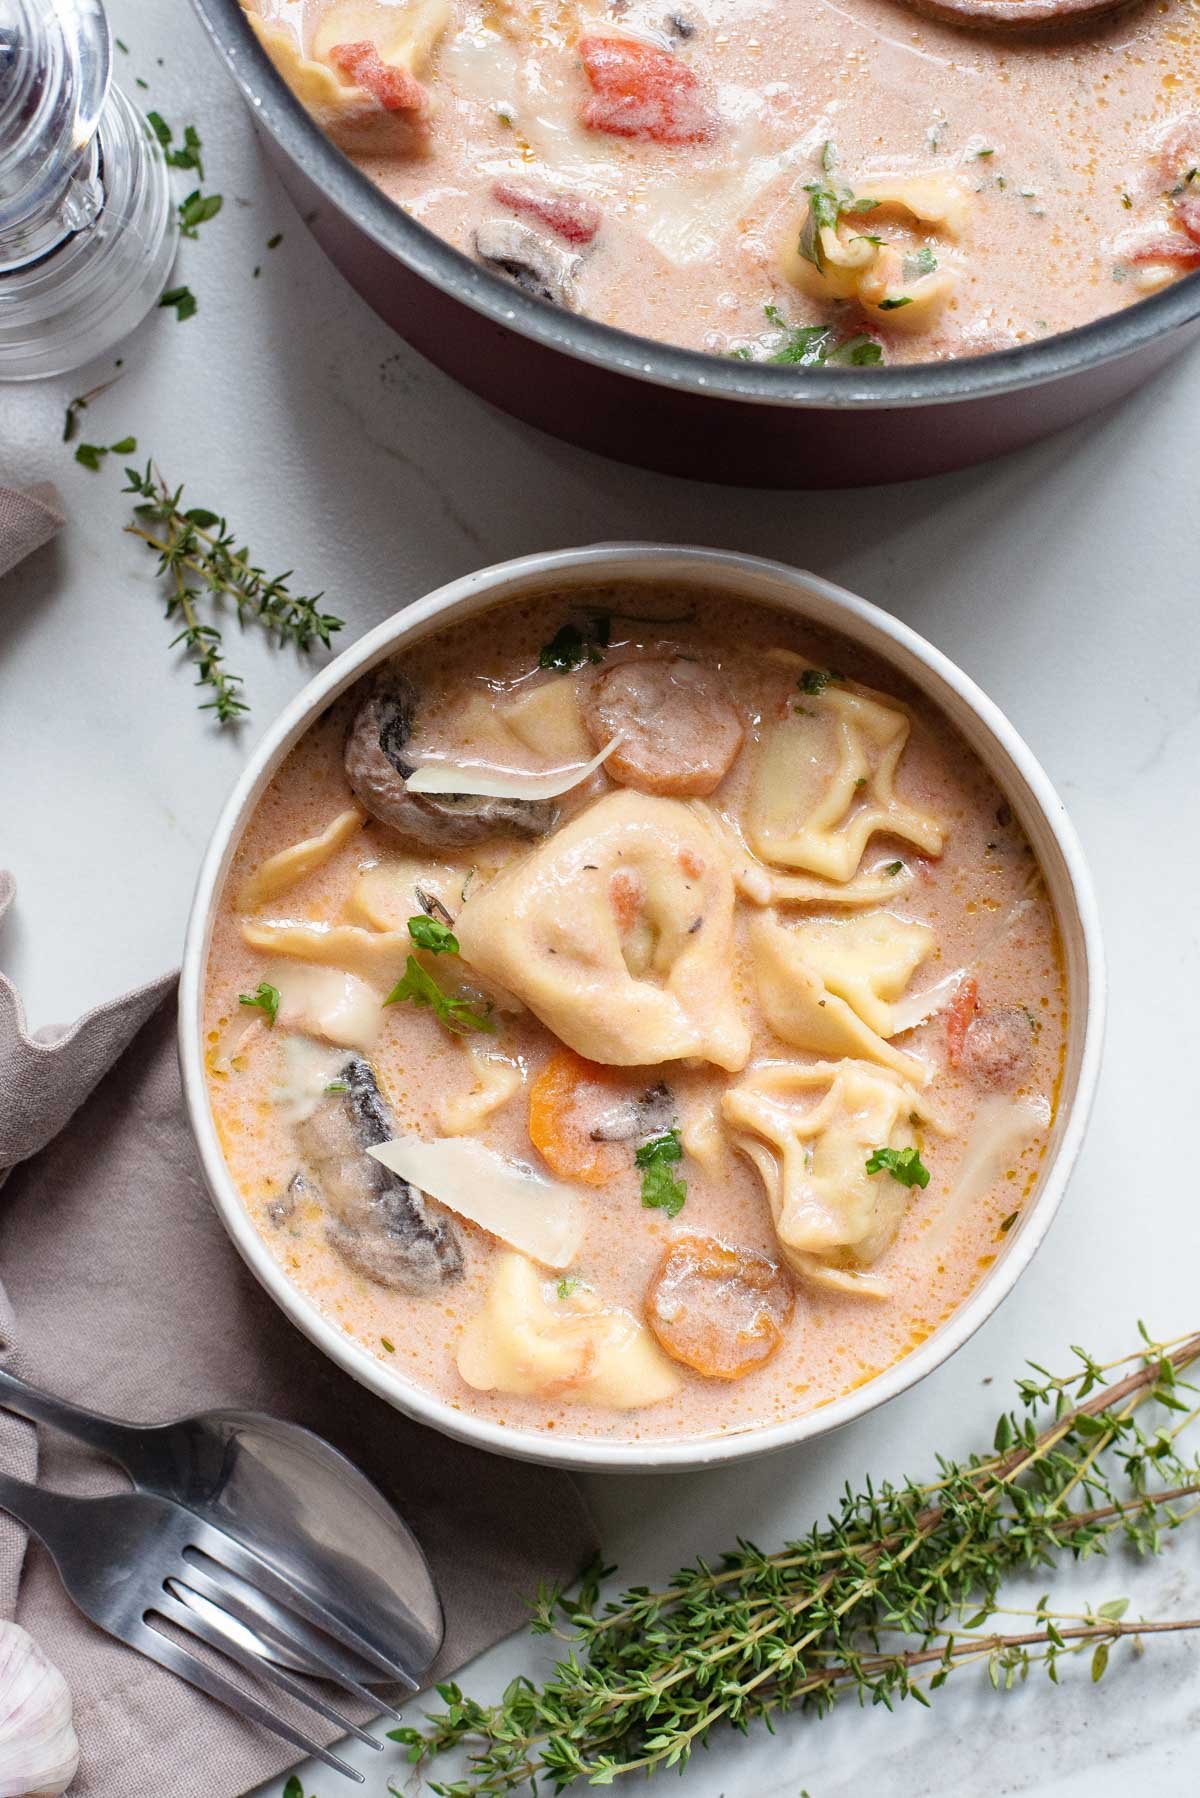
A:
[528,1050,627,1186]
[945,976,980,1068]
[328,40,428,114]
[578,36,716,145]
[646,1237,794,1381]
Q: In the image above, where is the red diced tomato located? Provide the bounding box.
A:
[328,40,428,114]
[945,977,980,1069]
[491,178,601,246]
[1174,195,1200,245]
[578,35,715,145]
[1127,231,1200,268]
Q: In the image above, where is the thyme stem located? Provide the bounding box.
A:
[121,461,343,724]
[395,1328,1200,1795]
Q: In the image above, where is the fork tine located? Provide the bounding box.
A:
[177,1560,408,1724]
[130,1617,364,1784]
[186,1526,419,1687]
[159,1586,383,1751]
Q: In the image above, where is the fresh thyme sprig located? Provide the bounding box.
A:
[122,462,343,724]
[394,1326,1200,1793]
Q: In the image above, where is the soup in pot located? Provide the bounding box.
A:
[244,0,1199,364]
[203,583,1066,1443]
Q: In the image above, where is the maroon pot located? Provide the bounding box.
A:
[192,0,1200,488]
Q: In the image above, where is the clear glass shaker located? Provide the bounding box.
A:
[0,0,177,379]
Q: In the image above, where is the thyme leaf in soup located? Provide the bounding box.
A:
[865,1144,930,1188]
[557,1277,578,1300]
[636,1127,687,1217]
[384,955,495,1035]
[408,914,460,955]
[238,981,280,1026]
[538,616,611,672]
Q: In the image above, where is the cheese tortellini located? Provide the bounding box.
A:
[246,0,447,150]
[746,667,946,882]
[456,1252,681,1407]
[779,174,969,331]
[454,791,751,1070]
[722,1060,936,1297]
[749,911,934,1081]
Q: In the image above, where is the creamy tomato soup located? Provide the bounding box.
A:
[205,586,1066,1444]
[245,0,1199,364]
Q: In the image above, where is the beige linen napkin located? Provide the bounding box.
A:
[0,482,65,580]
[0,969,597,1794]
[0,500,598,1794]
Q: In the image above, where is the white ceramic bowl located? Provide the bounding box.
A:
[179,544,1105,1473]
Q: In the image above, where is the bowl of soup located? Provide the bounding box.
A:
[192,0,1200,484]
[179,543,1104,1470]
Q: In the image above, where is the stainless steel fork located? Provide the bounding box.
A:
[0,1473,417,1781]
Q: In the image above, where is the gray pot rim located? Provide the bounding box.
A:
[192,0,1200,410]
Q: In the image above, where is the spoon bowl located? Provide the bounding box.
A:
[901,0,1145,31]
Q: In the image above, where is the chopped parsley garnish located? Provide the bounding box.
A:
[178,189,223,238]
[239,981,280,1027]
[380,1336,396,1353]
[751,306,883,369]
[160,284,198,322]
[865,1145,930,1189]
[556,1278,578,1300]
[797,183,879,275]
[878,296,914,311]
[383,956,494,1035]
[636,1128,687,1218]
[797,668,841,696]
[904,246,938,280]
[267,231,284,249]
[998,1211,1019,1236]
[146,113,205,178]
[974,147,995,159]
[74,435,137,471]
[324,1079,349,1093]
[884,860,904,877]
[821,139,838,173]
[408,914,460,955]
[538,616,611,671]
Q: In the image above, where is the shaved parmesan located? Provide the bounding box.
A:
[367,1135,584,1268]
[403,737,620,800]
[890,968,966,1037]
[925,1093,1050,1255]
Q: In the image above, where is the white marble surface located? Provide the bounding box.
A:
[3,2,1200,1793]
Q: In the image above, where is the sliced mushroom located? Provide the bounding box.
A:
[588,1081,675,1142]
[294,1055,463,1292]
[473,219,581,309]
[344,675,557,848]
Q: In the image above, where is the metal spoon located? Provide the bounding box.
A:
[0,1368,442,1683]
[899,0,1146,32]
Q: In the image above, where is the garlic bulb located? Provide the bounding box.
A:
[0,1623,78,1797]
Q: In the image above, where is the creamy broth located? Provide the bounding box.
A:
[204,584,1066,1444]
[245,0,1199,363]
